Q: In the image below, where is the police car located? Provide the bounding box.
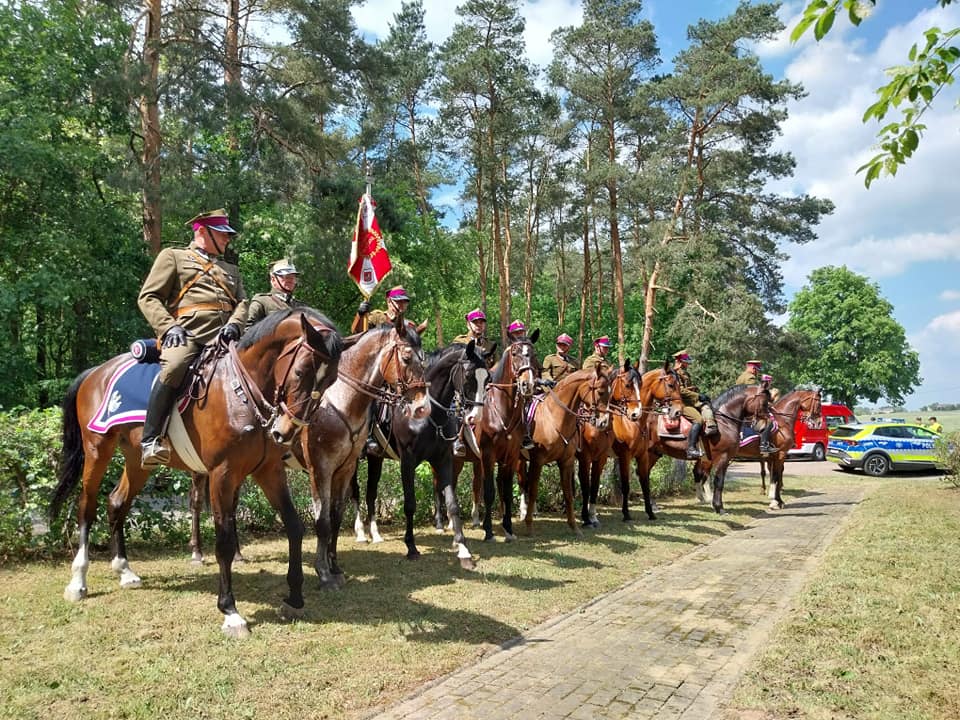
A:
[827,422,944,476]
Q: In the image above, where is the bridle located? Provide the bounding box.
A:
[714,386,771,427]
[608,369,642,419]
[426,348,489,441]
[484,339,538,433]
[336,333,427,409]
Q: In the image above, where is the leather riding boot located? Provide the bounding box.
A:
[759,423,775,455]
[701,405,719,436]
[141,380,178,468]
[686,422,703,459]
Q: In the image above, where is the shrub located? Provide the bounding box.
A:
[935,432,960,488]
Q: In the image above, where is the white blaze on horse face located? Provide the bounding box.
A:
[466,367,489,423]
[516,344,536,395]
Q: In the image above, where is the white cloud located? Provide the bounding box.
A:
[908,311,960,406]
[940,290,960,301]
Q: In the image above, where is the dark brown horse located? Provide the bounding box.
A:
[697,388,822,510]
[352,340,494,569]
[610,361,685,521]
[454,331,540,542]
[295,317,428,590]
[50,309,343,637]
[575,368,622,528]
[518,366,611,536]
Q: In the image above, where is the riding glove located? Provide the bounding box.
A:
[219,323,241,343]
[162,325,187,349]
[357,300,371,315]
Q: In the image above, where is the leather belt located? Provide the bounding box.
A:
[174,302,234,317]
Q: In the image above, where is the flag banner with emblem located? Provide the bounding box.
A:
[347,192,391,298]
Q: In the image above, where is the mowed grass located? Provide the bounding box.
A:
[0,482,770,720]
[727,478,960,720]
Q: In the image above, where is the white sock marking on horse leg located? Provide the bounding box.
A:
[64,543,90,602]
[519,493,528,520]
[471,501,480,527]
[221,612,249,637]
[456,542,472,559]
[588,502,598,524]
[312,498,323,521]
[354,513,367,543]
[111,556,142,589]
[370,519,384,544]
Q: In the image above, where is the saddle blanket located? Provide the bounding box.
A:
[87,355,188,433]
[657,414,687,439]
[738,419,778,448]
[526,394,545,424]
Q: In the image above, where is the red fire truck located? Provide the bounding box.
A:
[788,402,857,461]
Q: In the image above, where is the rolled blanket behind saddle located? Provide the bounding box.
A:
[130,338,160,364]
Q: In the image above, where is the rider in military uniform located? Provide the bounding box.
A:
[452,308,497,362]
[138,208,248,467]
[735,359,763,386]
[352,285,427,334]
[672,350,719,459]
[582,336,612,372]
[541,333,579,384]
[246,258,302,329]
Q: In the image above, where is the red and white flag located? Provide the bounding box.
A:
[347,192,391,298]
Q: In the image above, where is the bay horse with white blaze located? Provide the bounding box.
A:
[453,330,540,542]
[610,361,685,522]
[294,317,428,590]
[50,309,343,637]
[352,340,494,569]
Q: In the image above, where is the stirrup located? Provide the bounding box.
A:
[522,436,535,450]
[141,438,170,468]
[364,438,383,458]
[760,443,775,456]
[452,439,466,457]
[705,424,720,436]
[686,448,702,459]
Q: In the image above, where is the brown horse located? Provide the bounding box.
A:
[698,388,822,510]
[658,383,772,514]
[610,361,685,522]
[518,366,611,536]
[295,317,428,590]
[454,331,540,542]
[575,369,621,528]
[50,309,343,637]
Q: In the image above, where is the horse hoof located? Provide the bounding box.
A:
[190,557,204,566]
[406,550,422,561]
[459,557,477,571]
[435,527,445,535]
[483,533,495,542]
[504,533,516,543]
[591,520,601,529]
[332,572,347,589]
[472,521,482,529]
[63,585,87,602]
[280,601,305,621]
[714,508,726,516]
[221,612,250,639]
[317,576,341,591]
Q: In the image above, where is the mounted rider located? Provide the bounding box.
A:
[246,258,303,330]
[672,350,719,459]
[582,336,612,372]
[452,308,497,365]
[504,320,536,451]
[734,360,776,455]
[541,333,579,384]
[138,208,248,468]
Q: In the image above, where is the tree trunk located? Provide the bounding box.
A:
[139,0,162,255]
[606,117,626,366]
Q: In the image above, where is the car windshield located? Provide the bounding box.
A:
[831,426,860,438]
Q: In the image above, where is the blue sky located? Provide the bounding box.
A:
[351,0,960,408]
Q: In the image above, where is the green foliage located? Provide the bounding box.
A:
[935,432,960,488]
[792,1,959,186]
[784,266,921,406]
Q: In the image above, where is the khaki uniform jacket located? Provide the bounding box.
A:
[581,352,610,373]
[246,292,302,330]
[352,308,425,335]
[541,353,579,383]
[138,242,248,345]
[451,333,497,363]
[735,370,760,386]
[675,365,703,406]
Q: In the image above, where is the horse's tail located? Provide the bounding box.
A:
[50,368,94,522]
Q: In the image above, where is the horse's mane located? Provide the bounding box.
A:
[489,335,536,382]
[239,307,342,351]
[713,383,751,407]
[425,344,463,376]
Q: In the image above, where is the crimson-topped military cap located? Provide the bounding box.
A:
[187,208,236,234]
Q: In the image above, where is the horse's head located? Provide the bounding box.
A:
[578,364,612,430]
[642,360,684,421]
[504,334,540,399]
[610,359,643,422]
[256,310,343,445]
[456,339,492,426]
[387,314,428,419]
[802,388,823,429]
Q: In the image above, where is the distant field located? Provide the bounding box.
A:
[858,409,960,433]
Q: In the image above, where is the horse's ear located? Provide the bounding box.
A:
[661,359,670,372]
[486,342,498,359]
[623,358,632,371]
[530,328,540,343]
[393,312,405,335]
[301,313,322,348]
[415,319,428,336]
[466,338,476,354]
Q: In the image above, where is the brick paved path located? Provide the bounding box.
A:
[370,483,865,720]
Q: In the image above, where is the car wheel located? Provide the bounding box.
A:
[812,443,826,461]
[863,453,890,477]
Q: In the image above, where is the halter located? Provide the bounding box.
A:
[484,340,537,434]
[608,369,643,419]
[425,349,490,441]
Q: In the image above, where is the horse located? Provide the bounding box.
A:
[575,369,621,528]
[646,383,772,515]
[295,316,428,590]
[517,366,611,536]
[50,309,343,637]
[698,388,822,510]
[351,340,494,569]
[609,360,685,522]
[453,331,540,542]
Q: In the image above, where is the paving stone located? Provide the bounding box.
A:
[367,484,864,720]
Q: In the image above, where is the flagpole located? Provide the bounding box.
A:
[362,151,371,330]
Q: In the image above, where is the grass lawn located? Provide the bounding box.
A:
[727,477,960,720]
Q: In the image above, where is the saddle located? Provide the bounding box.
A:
[658,413,689,440]
[738,418,778,448]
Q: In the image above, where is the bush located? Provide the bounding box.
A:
[935,432,960,488]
